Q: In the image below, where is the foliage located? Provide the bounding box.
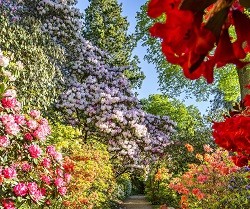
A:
[0,56,70,209]
[169,145,250,209]
[83,0,145,89]
[135,1,241,109]
[115,173,132,200]
[141,94,204,136]
[0,14,64,113]
[145,166,179,207]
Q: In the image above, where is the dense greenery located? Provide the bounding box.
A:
[0,15,64,112]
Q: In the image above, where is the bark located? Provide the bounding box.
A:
[237,66,250,100]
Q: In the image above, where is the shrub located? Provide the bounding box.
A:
[169,145,250,209]
[0,54,70,209]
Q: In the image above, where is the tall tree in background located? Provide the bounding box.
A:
[135,1,242,110]
[83,0,145,89]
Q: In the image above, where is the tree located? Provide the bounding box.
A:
[135,1,243,110]
[83,0,145,89]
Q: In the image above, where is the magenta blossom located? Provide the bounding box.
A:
[13,183,28,197]
[29,110,40,119]
[2,167,17,179]
[41,158,51,168]
[0,136,10,147]
[58,186,67,196]
[21,163,32,172]
[54,177,65,188]
[28,144,42,158]
[1,199,16,209]
[1,97,17,109]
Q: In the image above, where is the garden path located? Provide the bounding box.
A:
[120,195,153,209]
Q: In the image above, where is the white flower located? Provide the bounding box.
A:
[0,55,10,67]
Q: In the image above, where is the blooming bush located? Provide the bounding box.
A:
[169,144,250,209]
[62,141,118,209]
[0,54,70,209]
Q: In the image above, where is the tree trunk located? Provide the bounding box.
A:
[237,66,250,100]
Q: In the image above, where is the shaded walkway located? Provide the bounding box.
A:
[120,195,153,209]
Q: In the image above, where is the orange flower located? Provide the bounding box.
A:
[185,143,194,152]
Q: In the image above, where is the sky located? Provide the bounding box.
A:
[77,0,210,113]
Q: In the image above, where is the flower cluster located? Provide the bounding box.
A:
[148,0,250,83]
[169,145,241,208]
[0,58,71,209]
[213,88,250,167]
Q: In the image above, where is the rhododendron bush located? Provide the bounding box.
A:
[169,144,250,208]
[0,54,71,209]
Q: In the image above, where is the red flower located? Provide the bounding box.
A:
[231,155,249,167]
[1,97,17,109]
[148,0,250,83]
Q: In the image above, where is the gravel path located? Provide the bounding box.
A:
[120,195,153,209]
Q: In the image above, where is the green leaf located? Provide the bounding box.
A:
[205,7,230,39]
[0,83,5,95]
[180,0,217,11]
[239,0,250,8]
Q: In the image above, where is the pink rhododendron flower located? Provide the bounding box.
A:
[58,186,67,196]
[33,124,50,140]
[27,182,45,202]
[28,144,42,158]
[2,167,17,179]
[0,136,10,147]
[4,122,20,136]
[13,183,28,197]
[21,163,32,172]
[46,145,56,156]
[41,175,51,185]
[56,168,64,177]
[29,110,40,119]
[3,89,16,98]
[41,158,51,168]
[1,97,17,109]
[14,115,26,125]
[26,120,38,130]
[1,199,16,209]
[24,133,33,141]
[54,151,63,162]
[13,101,21,112]
[54,177,65,188]
[64,173,71,183]
[1,115,15,125]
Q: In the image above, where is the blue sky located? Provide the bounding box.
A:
[77,0,210,113]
